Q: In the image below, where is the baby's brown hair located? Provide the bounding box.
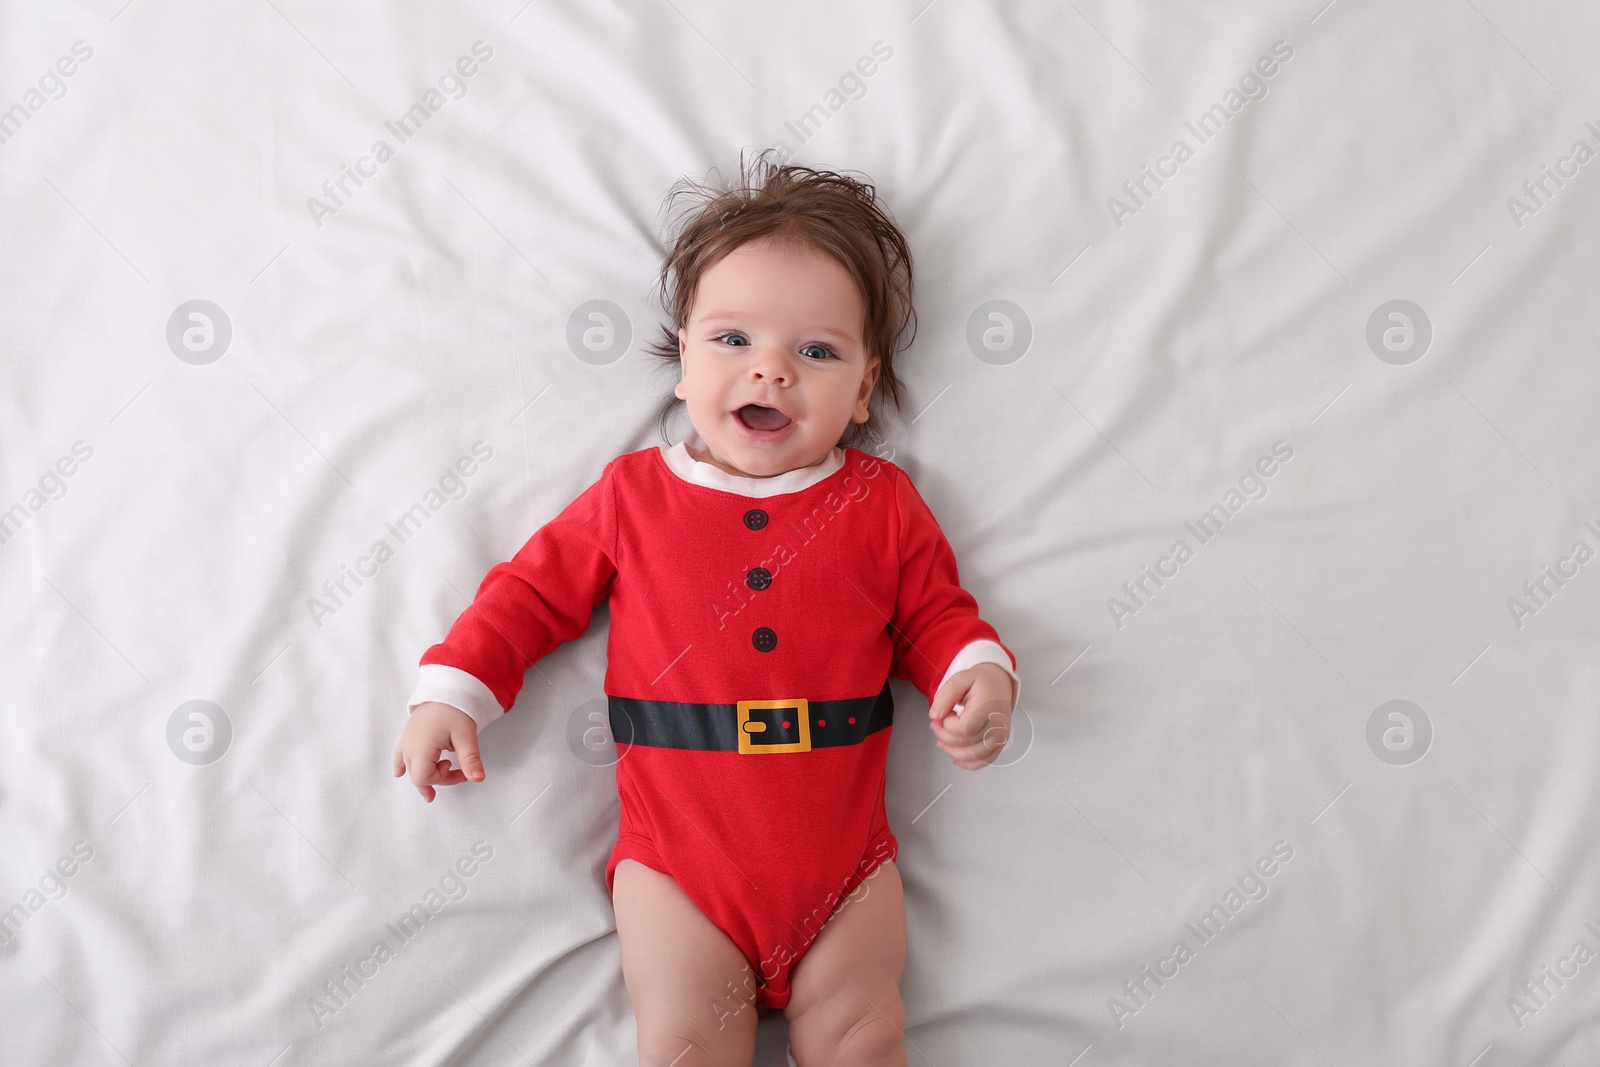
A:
[646,148,916,454]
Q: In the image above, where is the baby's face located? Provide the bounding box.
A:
[675,236,880,479]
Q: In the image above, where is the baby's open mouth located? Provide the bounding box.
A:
[735,404,793,431]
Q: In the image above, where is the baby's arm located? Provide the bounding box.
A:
[886,467,1019,770]
[395,462,620,800]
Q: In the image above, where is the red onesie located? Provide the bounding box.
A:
[411,438,1017,1009]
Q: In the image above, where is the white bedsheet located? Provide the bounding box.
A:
[4,1,1600,1063]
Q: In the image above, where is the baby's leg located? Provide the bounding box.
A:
[783,860,907,1067]
[612,858,761,1066]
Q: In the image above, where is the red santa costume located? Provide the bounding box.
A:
[407,429,1019,1010]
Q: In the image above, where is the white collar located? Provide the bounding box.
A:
[659,428,845,498]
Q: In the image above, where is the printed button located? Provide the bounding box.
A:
[743,508,768,530]
[752,627,778,652]
[746,566,772,591]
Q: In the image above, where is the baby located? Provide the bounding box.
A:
[394,150,1019,1067]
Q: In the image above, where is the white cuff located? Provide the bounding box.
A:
[935,639,1020,714]
[407,664,505,733]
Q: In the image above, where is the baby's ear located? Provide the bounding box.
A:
[861,355,882,392]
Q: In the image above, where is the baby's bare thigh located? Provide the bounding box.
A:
[612,858,759,1066]
[784,860,907,1050]
[788,860,907,1007]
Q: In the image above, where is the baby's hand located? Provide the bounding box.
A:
[393,701,486,802]
[928,663,1015,771]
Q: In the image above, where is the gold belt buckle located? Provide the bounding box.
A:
[736,698,811,754]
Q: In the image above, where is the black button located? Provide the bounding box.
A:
[752,627,777,652]
[745,566,772,591]
[743,509,768,530]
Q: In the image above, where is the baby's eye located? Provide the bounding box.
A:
[715,332,749,347]
[801,343,835,361]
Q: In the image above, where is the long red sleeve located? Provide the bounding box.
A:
[887,465,1015,705]
[419,462,619,713]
